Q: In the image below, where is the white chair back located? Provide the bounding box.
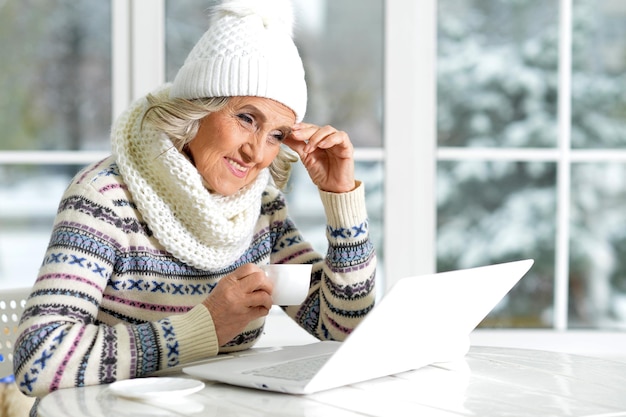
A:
[0,288,30,379]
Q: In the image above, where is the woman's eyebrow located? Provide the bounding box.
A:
[241,104,292,132]
[240,104,265,120]
[281,126,293,137]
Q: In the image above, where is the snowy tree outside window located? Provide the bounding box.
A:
[437,0,626,329]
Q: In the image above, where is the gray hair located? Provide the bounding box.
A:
[142,89,297,190]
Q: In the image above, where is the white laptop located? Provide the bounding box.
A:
[182,259,534,394]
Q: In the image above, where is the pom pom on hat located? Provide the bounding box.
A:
[211,0,295,34]
[170,0,307,122]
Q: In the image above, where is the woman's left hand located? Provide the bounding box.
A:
[283,123,356,193]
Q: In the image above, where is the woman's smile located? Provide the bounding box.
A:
[225,157,249,177]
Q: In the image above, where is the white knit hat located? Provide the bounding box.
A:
[170,0,307,122]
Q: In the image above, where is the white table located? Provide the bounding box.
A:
[37,346,626,417]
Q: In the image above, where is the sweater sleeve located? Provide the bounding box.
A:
[276,181,377,341]
[12,163,219,398]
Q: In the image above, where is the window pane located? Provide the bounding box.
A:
[165,0,384,148]
[286,161,383,266]
[294,1,383,148]
[0,165,83,289]
[0,0,111,151]
[165,0,216,81]
[437,160,556,327]
[571,0,626,148]
[437,0,559,148]
[570,163,626,328]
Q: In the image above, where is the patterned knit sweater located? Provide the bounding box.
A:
[13,156,376,398]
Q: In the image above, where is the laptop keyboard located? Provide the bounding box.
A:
[243,354,332,381]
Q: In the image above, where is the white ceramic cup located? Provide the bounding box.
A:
[261,264,312,305]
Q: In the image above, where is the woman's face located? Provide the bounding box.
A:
[187,96,296,196]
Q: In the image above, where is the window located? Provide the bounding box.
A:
[2,0,625,332]
[0,0,111,288]
[435,0,626,329]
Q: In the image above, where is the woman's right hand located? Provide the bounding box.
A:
[202,263,273,346]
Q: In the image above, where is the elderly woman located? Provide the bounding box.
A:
[12,0,376,403]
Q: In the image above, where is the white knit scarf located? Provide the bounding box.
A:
[111,90,269,271]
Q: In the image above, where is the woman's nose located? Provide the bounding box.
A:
[241,138,264,163]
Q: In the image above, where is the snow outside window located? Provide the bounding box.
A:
[436,0,626,330]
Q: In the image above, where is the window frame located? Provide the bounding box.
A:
[384,0,437,292]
